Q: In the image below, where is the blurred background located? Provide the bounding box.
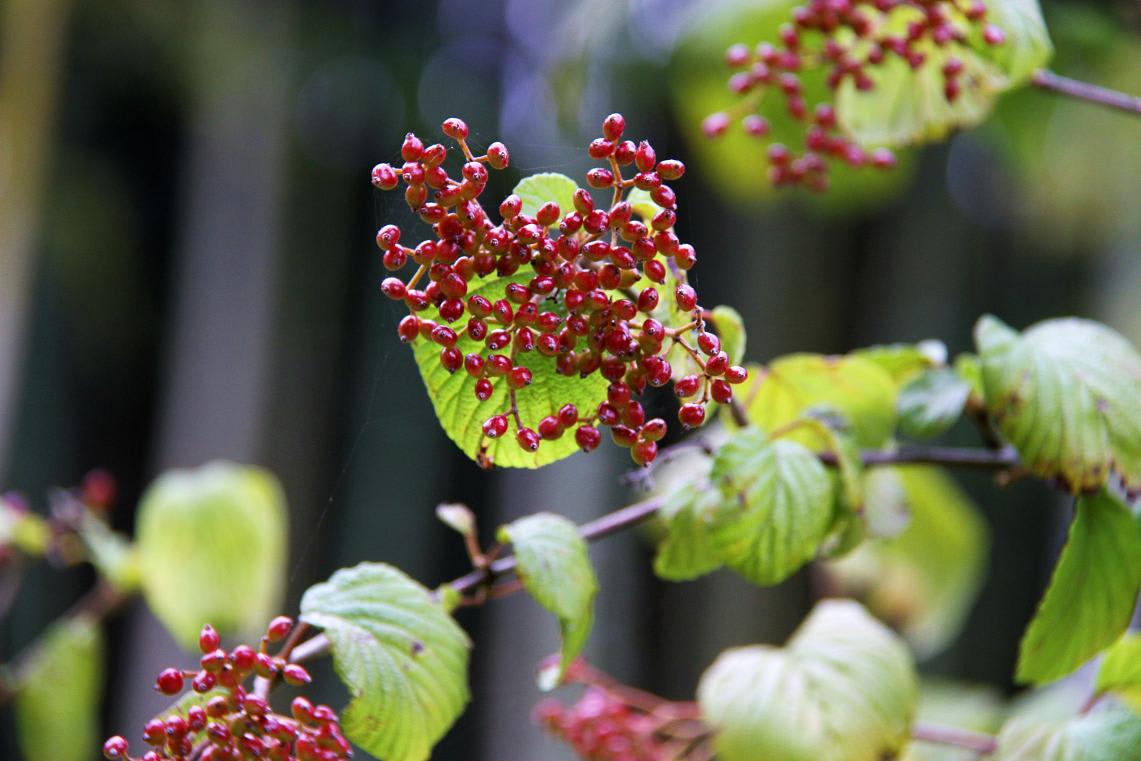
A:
[1,0,1139,758]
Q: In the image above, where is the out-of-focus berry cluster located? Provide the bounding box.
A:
[706,0,1006,190]
[371,114,747,467]
[102,618,350,761]
[534,662,710,761]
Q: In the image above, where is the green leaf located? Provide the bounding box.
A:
[412,271,608,469]
[513,172,578,219]
[975,315,1141,493]
[499,513,597,683]
[698,599,918,761]
[855,341,946,386]
[625,187,663,222]
[710,429,835,585]
[824,467,988,658]
[653,482,724,582]
[995,706,1141,761]
[978,0,1054,85]
[1016,490,1141,685]
[898,368,972,439]
[136,462,287,650]
[15,616,104,761]
[300,562,471,761]
[1096,634,1141,712]
[709,305,747,365]
[734,354,899,448]
[78,513,140,592]
[953,353,985,400]
[0,498,49,555]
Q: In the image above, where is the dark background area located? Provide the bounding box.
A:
[1,0,1139,758]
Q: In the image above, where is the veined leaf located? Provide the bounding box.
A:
[136,462,287,650]
[710,428,835,585]
[499,513,597,683]
[412,271,608,469]
[734,353,899,448]
[995,705,1141,761]
[854,341,946,386]
[979,0,1054,85]
[15,616,104,761]
[824,467,988,658]
[1017,490,1141,685]
[898,368,972,439]
[653,482,724,582]
[300,563,471,761]
[1096,634,1141,712]
[698,599,918,761]
[975,315,1141,493]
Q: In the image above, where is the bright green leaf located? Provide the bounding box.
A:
[499,513,597,683]
[953,353,985,400]
[824,467,988,658]
[653,482,724,582]
[136,462,287,650]
[15,616,104,761]
[698,599,918,761]
[995,706,1141,761]
[300,563,471,761]
[1017,490,1141,685]
[898,368,972,439]
[1096,634,1141,712]
[975,315,1141,493]
[733,354,899,448]
[412,272,608,469]
[513,172,579,219]
[710,429,835,585]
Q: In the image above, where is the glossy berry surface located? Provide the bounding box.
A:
[371,115,746,466]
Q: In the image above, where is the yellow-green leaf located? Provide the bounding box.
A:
[15,616,104,761]
[499,513,597,683]
[995,706,1141,761]
[710,428,835,585]
[975,315,1141,493]
[734,354,899,448]
[653,482,724,582]
[136,462,287,650]
[300,563,471,761]
[513,172,578,219]
[898,368,972,439]
[1096,634,1141,712]
[1016,490,1141,685]
[698,599,918,761]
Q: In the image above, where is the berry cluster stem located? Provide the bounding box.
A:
[1031,69,1141,116]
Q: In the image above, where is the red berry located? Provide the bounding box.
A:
[516,427,541,452]
[632,439,658,466]
[703,112,730,138]
[575,426,602,451]
[103,736,130,759]
[983,24,1005,45]
[155,668,184,695]
[442,117,469,140]
[679,403,706,428]
[675,284,698,311]
[282,663,312,686]
[508,366,533,389]
[483,415,508,438]
[231,644,257,672]
[371,163,399,190]
[711,379,733,403]
[474,378,494,401]
[198,624,220,654]
[602,113,626,141]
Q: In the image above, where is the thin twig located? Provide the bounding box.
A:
[1032,69,1141,116]
[911,722,998,755]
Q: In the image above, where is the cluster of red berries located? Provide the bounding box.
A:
[102,618,351,761]
[372,114,747,466]
[536,688,670,761]
[705,0,1006,190]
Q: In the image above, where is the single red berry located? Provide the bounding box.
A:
[679,402,707,428]
[507,366,533,389]
[703,112,730,138]
[983,24,1005,45]
[602,113,626,141]
[642,418,667,441]
[674,374,701,398]
[675,284,698,311]
[198,624,220,654]
[397,315,420,343]
[192,669,216,693]
[474,378,494,401]
[442,117,470,140]
[632,439,658,466]
[516,427,541,452]
[155,668,185,696]
[371,163,399,190]
[230,644,257,673]
[381,277,406,300]
[711,379,734,403]
[575,426,602,451]
[486,141,510,169]
[483,415,508,438]
[538,416,563,440]
[282,663,312,686]
[267,616,293,643]
[725,365,749,384]
[401,133,424,162]
[103,736,130,759]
